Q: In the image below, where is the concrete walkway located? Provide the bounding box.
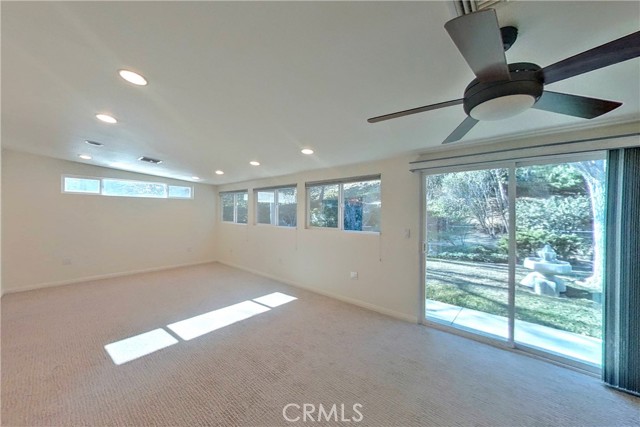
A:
[426,299,602,367]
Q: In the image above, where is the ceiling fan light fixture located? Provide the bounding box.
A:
[469,94,536,121]
[463,63,544,121]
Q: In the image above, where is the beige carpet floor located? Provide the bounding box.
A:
[1,262,638,426]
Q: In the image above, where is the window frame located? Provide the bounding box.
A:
[61,175,194,200]
[220,190,249,224]
[305,175,381,233]
[254,185,298,228]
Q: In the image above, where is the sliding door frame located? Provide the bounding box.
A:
[421,152,606,374]
[420,160,513,349]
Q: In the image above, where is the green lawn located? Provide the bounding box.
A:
[426,259,602,339]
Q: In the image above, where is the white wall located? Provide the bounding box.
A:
[1,150,217,292]
[216,154,422,322]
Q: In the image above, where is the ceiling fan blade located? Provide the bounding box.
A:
[541,31,640,85]
[532,91,622,119]
[367,99,463,123]
[444,9,510,82]
[442,116,479,144]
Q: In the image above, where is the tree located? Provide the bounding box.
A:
[491,169,509,234]
[570,160,606,290]
[426,174,474,246]
[309,185,339,227]
[440,170,508,238]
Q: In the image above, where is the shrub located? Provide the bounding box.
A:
[431,245,508,263]
[498,229,585,260]
[435,252,509,263]
[516,196,592,233]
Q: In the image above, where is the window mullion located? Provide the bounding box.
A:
[507,164,517,346]
[339,184,344,230]
[274,190,279,226]
[234,194,238,223]
[306,187,310,228]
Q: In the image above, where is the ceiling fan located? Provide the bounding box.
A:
[367,9,640,144]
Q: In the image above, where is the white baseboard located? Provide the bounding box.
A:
[2,260,218,295]
[4,260,419,325]
[218,260,418,324]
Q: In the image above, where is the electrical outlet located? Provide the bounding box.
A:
[350,271,358,280]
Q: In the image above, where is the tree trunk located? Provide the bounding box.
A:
[492,169,509,234]
[572,161,606,290]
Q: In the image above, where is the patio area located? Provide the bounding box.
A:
[426,299,602,367]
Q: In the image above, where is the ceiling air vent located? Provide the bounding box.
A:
[452,0,508,16]
[138,156,163,165]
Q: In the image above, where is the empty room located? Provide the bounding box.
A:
[1,1,639,426]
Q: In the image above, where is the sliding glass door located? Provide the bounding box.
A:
[513,159,605,366]
[424,154,606,370]
[425,167,510,340]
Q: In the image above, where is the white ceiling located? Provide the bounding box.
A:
[2,1,639,184]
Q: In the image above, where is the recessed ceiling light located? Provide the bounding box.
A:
[192,176,201,180]
[96,114,117,124]
[249,161,260,166]
[78,154,92,160]
[301,148,314,155]
[215,170,224,175]
[118,69,148,86]
[85,140,104,147]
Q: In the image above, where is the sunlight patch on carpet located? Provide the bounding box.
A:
[167,300,271,340]
[252,292,298,308]
[105,292,298,364]
[104,328,178,365]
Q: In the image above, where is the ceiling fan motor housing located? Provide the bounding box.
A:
[464,63,544,120]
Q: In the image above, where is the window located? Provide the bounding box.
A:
[168,185,193,199]
[307,176,380,232]
[222,193,235,222]
[62,175,193,199]
[221,191,248,224]
[256,191,275,224]
[277,187,297,227]
[103,178,167,198]
[256,186,297,227]
[308,184,339,228]
[63,177,100,194]
[343,180,381,232]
